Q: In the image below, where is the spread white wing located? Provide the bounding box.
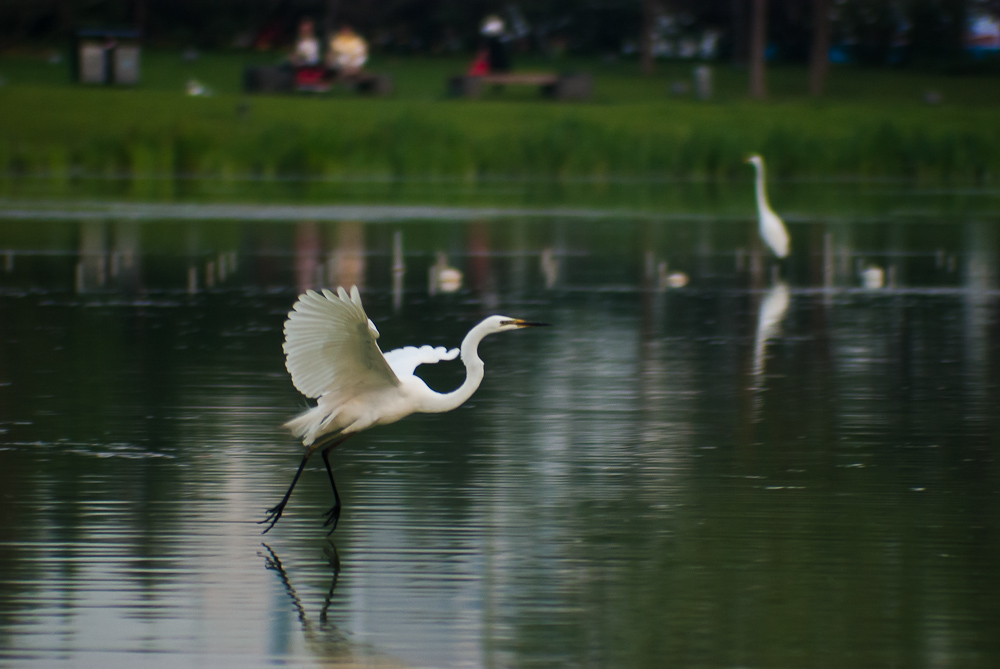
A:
[283,286,399,401]
[383,345,460,380]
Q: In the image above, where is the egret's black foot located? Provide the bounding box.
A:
[322,504,341,534]
[260,502,287,534]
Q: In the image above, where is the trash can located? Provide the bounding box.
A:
[76,28,141,85]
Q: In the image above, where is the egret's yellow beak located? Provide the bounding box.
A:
[504,319,551,328]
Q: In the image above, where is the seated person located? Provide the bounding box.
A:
[290,17,320,66]
[468,48,490,76]
[480,14,510,73]
[327,25,368,77]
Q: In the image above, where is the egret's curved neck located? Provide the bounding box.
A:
[753,162,771,213]
[421,320,492,413]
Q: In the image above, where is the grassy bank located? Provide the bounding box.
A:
[2,51,1000,188]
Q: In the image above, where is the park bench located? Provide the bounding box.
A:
[448,72,592,100]
[243,65,393,97]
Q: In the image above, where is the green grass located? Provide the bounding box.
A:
[2,49,1000,195]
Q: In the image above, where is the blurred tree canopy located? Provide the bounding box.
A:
[0,0,992,70]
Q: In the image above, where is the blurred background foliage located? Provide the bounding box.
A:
[2,1,1000,186]
[1,0,998,72]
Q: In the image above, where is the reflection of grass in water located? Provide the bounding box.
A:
[2,52,1000,188]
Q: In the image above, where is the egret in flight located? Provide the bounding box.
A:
[746,154,790,259]
[261,286,548,534]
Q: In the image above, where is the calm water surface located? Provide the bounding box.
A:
[1,204,999,667]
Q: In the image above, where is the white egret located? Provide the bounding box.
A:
[656,262,689,290]
[261,285,548,533]
[860,265,885,290]
[429,252,463,294]
[746,154,790,259]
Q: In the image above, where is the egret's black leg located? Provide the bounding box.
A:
[319,436,350,533]
[260,447,315,534]
[320,444,342,533]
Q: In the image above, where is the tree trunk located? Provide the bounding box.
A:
[133,0,147,34]
[809,0,831,96]
[748,0,768,99]
[640,0,656,75]
[324,0,341,45]
[57,0,76,39]
[731,0,748,66]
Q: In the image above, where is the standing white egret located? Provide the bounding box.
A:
[746,154,790,259]
[261,285,548,533]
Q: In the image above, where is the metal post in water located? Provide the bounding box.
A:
[540,248,559,289]
[392,230,405,312]
[823,231,834,290]
[314,262,324,289]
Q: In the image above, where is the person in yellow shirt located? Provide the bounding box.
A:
[327,25,368,78]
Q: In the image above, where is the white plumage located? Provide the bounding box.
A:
[746,154,791,259]
[263,285,547,534]
[383,345,460,378]
[283,286,395,406]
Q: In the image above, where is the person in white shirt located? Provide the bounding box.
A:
[290,18,320,66]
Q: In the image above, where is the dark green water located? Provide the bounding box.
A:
[1,208,998,667]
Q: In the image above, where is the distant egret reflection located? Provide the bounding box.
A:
[752,282,790,378]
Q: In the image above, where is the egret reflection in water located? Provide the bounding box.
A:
[751,281,791,379]
[258,542,369,663]
[260,542,341,627]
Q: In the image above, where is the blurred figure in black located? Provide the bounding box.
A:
[480,15,510,73]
